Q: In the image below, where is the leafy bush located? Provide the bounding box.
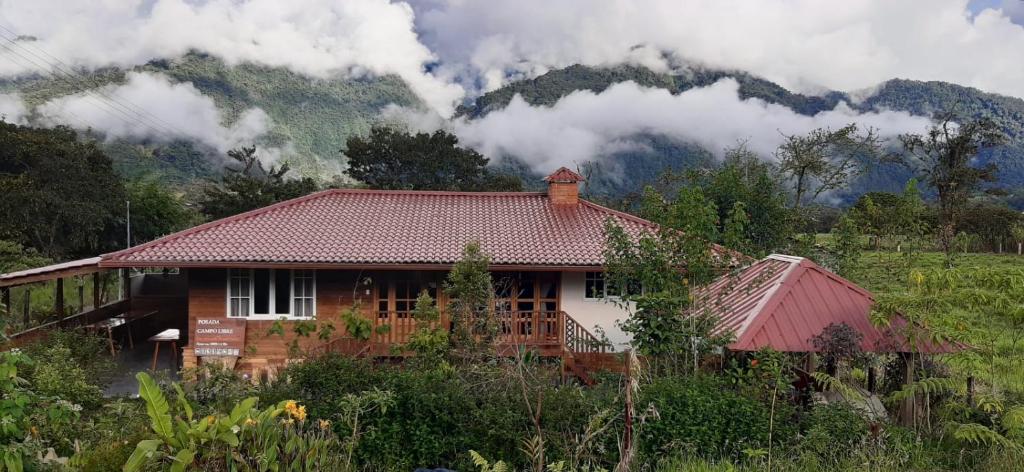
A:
[639,375,790,459]
[798,403,869,463]
[0,350,80,470]
[125,372,346,471]
[266,354,619,470]
[180,362,257,415]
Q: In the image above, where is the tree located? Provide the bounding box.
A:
[957,202,1023,253]
[0,122,127,258]
[776,124,881,209]
[851,179,931,253]
[444,242,497,359]
[344,127,522,191]
[897,114,1006,261]
[606,186,731,374]
[687,145,795,255]
[828,214,862,279]
[126,180,201,246]
[0,240,50,274]
[199,146,319,220]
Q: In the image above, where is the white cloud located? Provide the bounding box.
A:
[0,0,463,114]
[37,71,273,155]
[413,0,1024,99]
[445,79,933,173]
[0,94,28,124]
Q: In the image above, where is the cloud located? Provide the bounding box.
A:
[37,71,273,155]
[413,0,1024,99]
[443,79,933,173]
[0,0,463,114]
[0,94,28,124]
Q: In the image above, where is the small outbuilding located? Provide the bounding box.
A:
[697,254,958,355]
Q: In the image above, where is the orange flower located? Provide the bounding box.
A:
[750,359,760,368]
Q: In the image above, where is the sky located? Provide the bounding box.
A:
[0,0,1022,170]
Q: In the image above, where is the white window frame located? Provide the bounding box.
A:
[226,269,316,320]
[292,269,317,318]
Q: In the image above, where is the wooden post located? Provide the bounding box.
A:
[623,349,633,458]
[92,273,101,309]
[54,277,65,318]
[967,376,975,408]
[867,366,877,393]
[899,353,917,427]
[77,279,85,313]
[121,269,131,301]
[22,288,30,328]
[1,288,9,316]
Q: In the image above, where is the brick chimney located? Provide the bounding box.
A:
[544,167,585,205]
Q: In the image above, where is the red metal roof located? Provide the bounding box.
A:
[100,189,661,268]
[543,167,585,183]
[696,255,959,354]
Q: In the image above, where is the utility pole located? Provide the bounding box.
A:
[126,200,131,248]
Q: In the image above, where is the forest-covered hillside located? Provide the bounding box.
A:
[0,53,422,184]
[465,64,1024,202]
[4,58,1023,205]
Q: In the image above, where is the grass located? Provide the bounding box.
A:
[851,250,1024,398]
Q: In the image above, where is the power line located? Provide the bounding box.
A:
[0,39,175,136]
[0,27,194,139]
[0,23,195,137]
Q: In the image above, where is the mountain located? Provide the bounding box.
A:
[3,57,1022,207]
[0,53,423,185]
[461,64,1024,204]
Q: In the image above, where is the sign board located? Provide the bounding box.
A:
[194,318,246,357]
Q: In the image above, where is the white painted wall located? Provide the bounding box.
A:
[560,271,633,351]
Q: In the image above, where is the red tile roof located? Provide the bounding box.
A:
[100,189,659,268]
[696,255,960,354]
[544,167,585,183]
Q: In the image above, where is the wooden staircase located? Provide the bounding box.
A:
[560,313,608,385]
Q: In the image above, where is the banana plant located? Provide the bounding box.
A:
[124,372,256,472]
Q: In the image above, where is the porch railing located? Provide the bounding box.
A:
[368,310,606,354]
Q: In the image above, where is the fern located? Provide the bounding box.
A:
[469,450,509,472]
[951,423,1023,452]
[810,372,865,402]
[888,377,961,403]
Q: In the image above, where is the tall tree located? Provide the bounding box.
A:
[897,114,1005,261]
[344,127,522,191]
[126,180,201,245]
[0,122,126,258]
[688,145,794,255]
[776,124,881,209]
[199,146,319,220]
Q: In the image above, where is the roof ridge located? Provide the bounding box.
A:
[731,257,801,341]
[101,188,341,261]
[325,188,548,197]
[578,199,658,229]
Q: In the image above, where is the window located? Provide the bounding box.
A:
[584,272,605,300]
[227,269,316,319]
[584,271,642,300]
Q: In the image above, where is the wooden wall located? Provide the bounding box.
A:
[187,268,370,375]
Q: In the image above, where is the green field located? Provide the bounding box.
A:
[853,251,1024,398]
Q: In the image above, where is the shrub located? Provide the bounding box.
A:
[266,355,620,470]
[180,362,257,415]
[124,372,346,471]
[639,375,789,460]
[798,403,869,463]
